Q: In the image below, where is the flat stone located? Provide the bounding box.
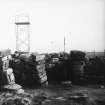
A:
[4,83,22,90]
[16,89,24,94]
[45,99,52,102]
[100,85,105,89]
[68,93,88,100]
[61,81,72,87]
[55,97,66,101]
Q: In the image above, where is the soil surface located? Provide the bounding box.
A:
[0,84,105,105]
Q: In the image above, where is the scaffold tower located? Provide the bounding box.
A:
[15,15,30,52]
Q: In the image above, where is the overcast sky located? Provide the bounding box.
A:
[0,0,104,53]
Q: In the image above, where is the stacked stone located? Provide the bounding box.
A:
[68,50,86,83]
[35,54,48,85]
[10,52,48,86]
[0,49,24,93]
[0,50,13,87]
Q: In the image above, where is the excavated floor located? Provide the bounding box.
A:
[0,84,105,105]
